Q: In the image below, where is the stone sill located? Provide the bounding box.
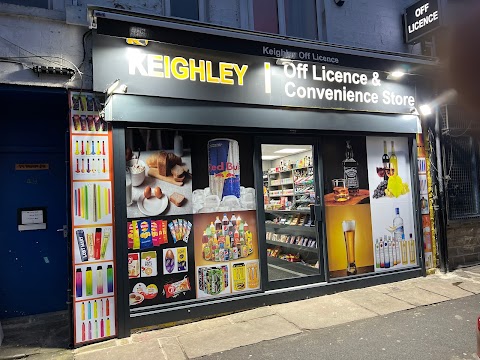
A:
[0,3,65,22]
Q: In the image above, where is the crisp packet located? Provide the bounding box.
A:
[151,220,160,247]
[160,220,168,244]
[183,221,192,243]
[87,115,95,131]
[132,221,140,250]
[72,115,81,131]
[164,276,191,298]
[139,220,153,249]
[168,222,177,243]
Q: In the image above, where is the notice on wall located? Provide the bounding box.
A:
[69,91,116,345]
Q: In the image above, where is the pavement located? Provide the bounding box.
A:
[3,266,480,360]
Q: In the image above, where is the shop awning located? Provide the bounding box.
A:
[104,94,421,134]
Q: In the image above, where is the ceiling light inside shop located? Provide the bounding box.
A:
[262,155,282,160]
[274,148,307,154]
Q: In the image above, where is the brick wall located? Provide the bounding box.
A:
[447,220,480,269]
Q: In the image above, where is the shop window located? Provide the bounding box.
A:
[251,0,323,40]
[125,129,260,307]
[168,0,199,21]
[0,0,49,9]
[445,136,480,220]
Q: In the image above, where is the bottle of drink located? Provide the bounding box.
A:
[343,141,359,196]
[380,240,385,268]
[215,216,222,231]
[234,229,240,246]
[384,235,390,268]
[393,207,406,265]
[244,222,249,232]
[401,234,408,265]
[409,233,416,263]
[209,222,215,235]
[375,239,380,268]
[231,214,237,227]
[396,237,402,266]
[390,141,398,176]
[389,236,395,266]
[222,214,229,234]
[382,140,390,180]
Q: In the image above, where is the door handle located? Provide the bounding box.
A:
[57,225,68,238]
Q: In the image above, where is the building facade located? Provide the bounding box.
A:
[1,0,456,346]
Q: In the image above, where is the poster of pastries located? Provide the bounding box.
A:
[125,129,192,218]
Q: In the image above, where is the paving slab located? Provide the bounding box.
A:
[274,294,376,330]
[227,307,277,323]
[75,339,162,360]
[340,288,415,315]
[369,278,418,294]
[133,322,201,342]
[158,337,187,360]
[196,316,232,330]
[413,278,474,299]
[455,279,480,294]
[177,315,301,359]
[387,287,450,306]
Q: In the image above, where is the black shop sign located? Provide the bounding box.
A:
[404,0,441,44]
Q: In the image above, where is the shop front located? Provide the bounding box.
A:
[70,9,435,345]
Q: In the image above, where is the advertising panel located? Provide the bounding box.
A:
[70,91,117,345]
[324,135,417,278]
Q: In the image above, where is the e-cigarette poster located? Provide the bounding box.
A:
[321,136,374,278]
[70,91,117,345]
[366,137,417,272]
[193,210,260,298]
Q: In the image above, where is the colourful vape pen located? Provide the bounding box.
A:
[94,228,102,260]
[106,298,110,316]
[86,141,90,156]
[75,159,80,173]
[75,230,88,262]
[87,158,90,173]
[102,158,106,173]
[75,268,82,298]
[100,319,105,337]
[97,266,103,294]
[94,320,98,338]
[106,318,111,336]
[107,265,113,293]
[81,322,85,341]
[100,299,103,317]
[96,140,101,155]
[88,321,92,339]
[87,301,91,319]
[81,302,85,321]
[85,267,93,296]
[81,158,85,173]
[102,141,105,155]
[94,300,97,318]
[81,140,84,155]
[91,140,95,155]
[75,140,79,155]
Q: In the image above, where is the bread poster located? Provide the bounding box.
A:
[125,130,193,218]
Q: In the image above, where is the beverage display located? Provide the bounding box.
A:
[342,220,357,275]
[246,262,259,289]
[390,141,398,176]
[332,178,350,202]
[375,239,380,268]
[383,235,390,268]
[343,141,359,196]
[208,139,240,199]
[408,233,416,264]
[382,140,390,180]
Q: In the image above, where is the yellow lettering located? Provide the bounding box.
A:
[164,56,171,78]
[206,61,220,83]
[219,62,234,85]
[171,57,189,80]
[189,59,206,82]
[233,64,248,86]
[147,55,164,77]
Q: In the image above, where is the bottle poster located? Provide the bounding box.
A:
[366,137,417,272]
[70,91,117,345]
[322,136,374,278]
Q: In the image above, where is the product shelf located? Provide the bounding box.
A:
[266,239,317,254]
[267,256,319,275]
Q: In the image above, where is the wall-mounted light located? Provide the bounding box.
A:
[419,104,432,116]
[334,0,345,6]
[390,70,405,79]
[105,79,128,96]
[419,89,457,117]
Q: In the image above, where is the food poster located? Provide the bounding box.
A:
[69,91,117,345]
[193,210,260,298]
[128,214,196,307]
[125,129,193,218]
[366,137,417,272]
[322,136,375,278]
[189,134,257,214]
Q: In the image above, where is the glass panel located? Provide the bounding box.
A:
[262,144,319,281]
[322,135,417,279]
[284,0,318,40]
[253,0,279,34]
[171,0,199,20]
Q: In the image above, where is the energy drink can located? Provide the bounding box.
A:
[208,139,240,199]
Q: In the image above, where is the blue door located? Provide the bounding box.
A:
[0,86,69,318]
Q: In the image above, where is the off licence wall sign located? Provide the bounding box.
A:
[404,0,441,44]
[93,35,416,114]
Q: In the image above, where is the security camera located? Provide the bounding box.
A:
[334,0,345,6]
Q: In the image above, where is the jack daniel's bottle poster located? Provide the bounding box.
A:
[343,141,359,195]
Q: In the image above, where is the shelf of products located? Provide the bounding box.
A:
[266,240,317,254]
[266,255,319,275]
